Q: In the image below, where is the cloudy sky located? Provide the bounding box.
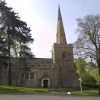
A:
[5,0,100,58]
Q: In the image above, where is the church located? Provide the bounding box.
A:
[1,6,80,88]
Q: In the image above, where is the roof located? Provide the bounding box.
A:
[10,58,53,68]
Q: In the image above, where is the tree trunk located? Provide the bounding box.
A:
[97,59,100,95]
[16,58,20,86]
[0,65,2,85]
[8,25,12,86]
[20,73,24,86]
[8,40,12,86]
[99,68,100,95]
[16,42,21,86]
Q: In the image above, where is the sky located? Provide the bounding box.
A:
[5,0,100,58]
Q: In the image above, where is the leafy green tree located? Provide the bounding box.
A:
[90,68,100,85]
[75,57,86,77]
[75,58,96,87]
[74,14,100,95]
[82,74,96,87]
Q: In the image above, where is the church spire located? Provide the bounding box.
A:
[56,5,67,44]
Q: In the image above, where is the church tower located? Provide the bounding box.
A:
[51,5,79,87]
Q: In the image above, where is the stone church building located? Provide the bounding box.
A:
[0,6,80,88]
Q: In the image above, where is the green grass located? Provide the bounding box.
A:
[0,86,49,93]
[56,87,80,92]
[56,87,99,96]
[72,90,98,96]
[0,86,99,96]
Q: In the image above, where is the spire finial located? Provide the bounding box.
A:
[58,0,60,6]
[58,3,60,7]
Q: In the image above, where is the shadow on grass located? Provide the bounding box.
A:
[0,86,20,93]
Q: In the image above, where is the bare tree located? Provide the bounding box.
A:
[74,14,100,95]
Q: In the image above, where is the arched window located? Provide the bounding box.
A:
[62,51,66,58]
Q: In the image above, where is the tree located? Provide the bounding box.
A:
[0,1,34,86]
[16,44,34,86]
[74,14,100,95]
[75,57,96,87]
[90,68,100,86]
[0,1,19,85]
[75,57,86,77]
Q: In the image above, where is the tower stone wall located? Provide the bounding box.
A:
[52,43,79,87]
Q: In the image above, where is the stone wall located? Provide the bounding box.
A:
[0,55,79,88]
[0,68,8,85]
[52,43,80,88]
[22,66,59,88]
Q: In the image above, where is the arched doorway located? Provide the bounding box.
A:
[43,80,48,88]
[41,78,50,88]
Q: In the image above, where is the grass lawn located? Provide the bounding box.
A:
[0,86,49,93]
[56,87,99,96]
[72,90,98,96]
[0,86,99,96]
